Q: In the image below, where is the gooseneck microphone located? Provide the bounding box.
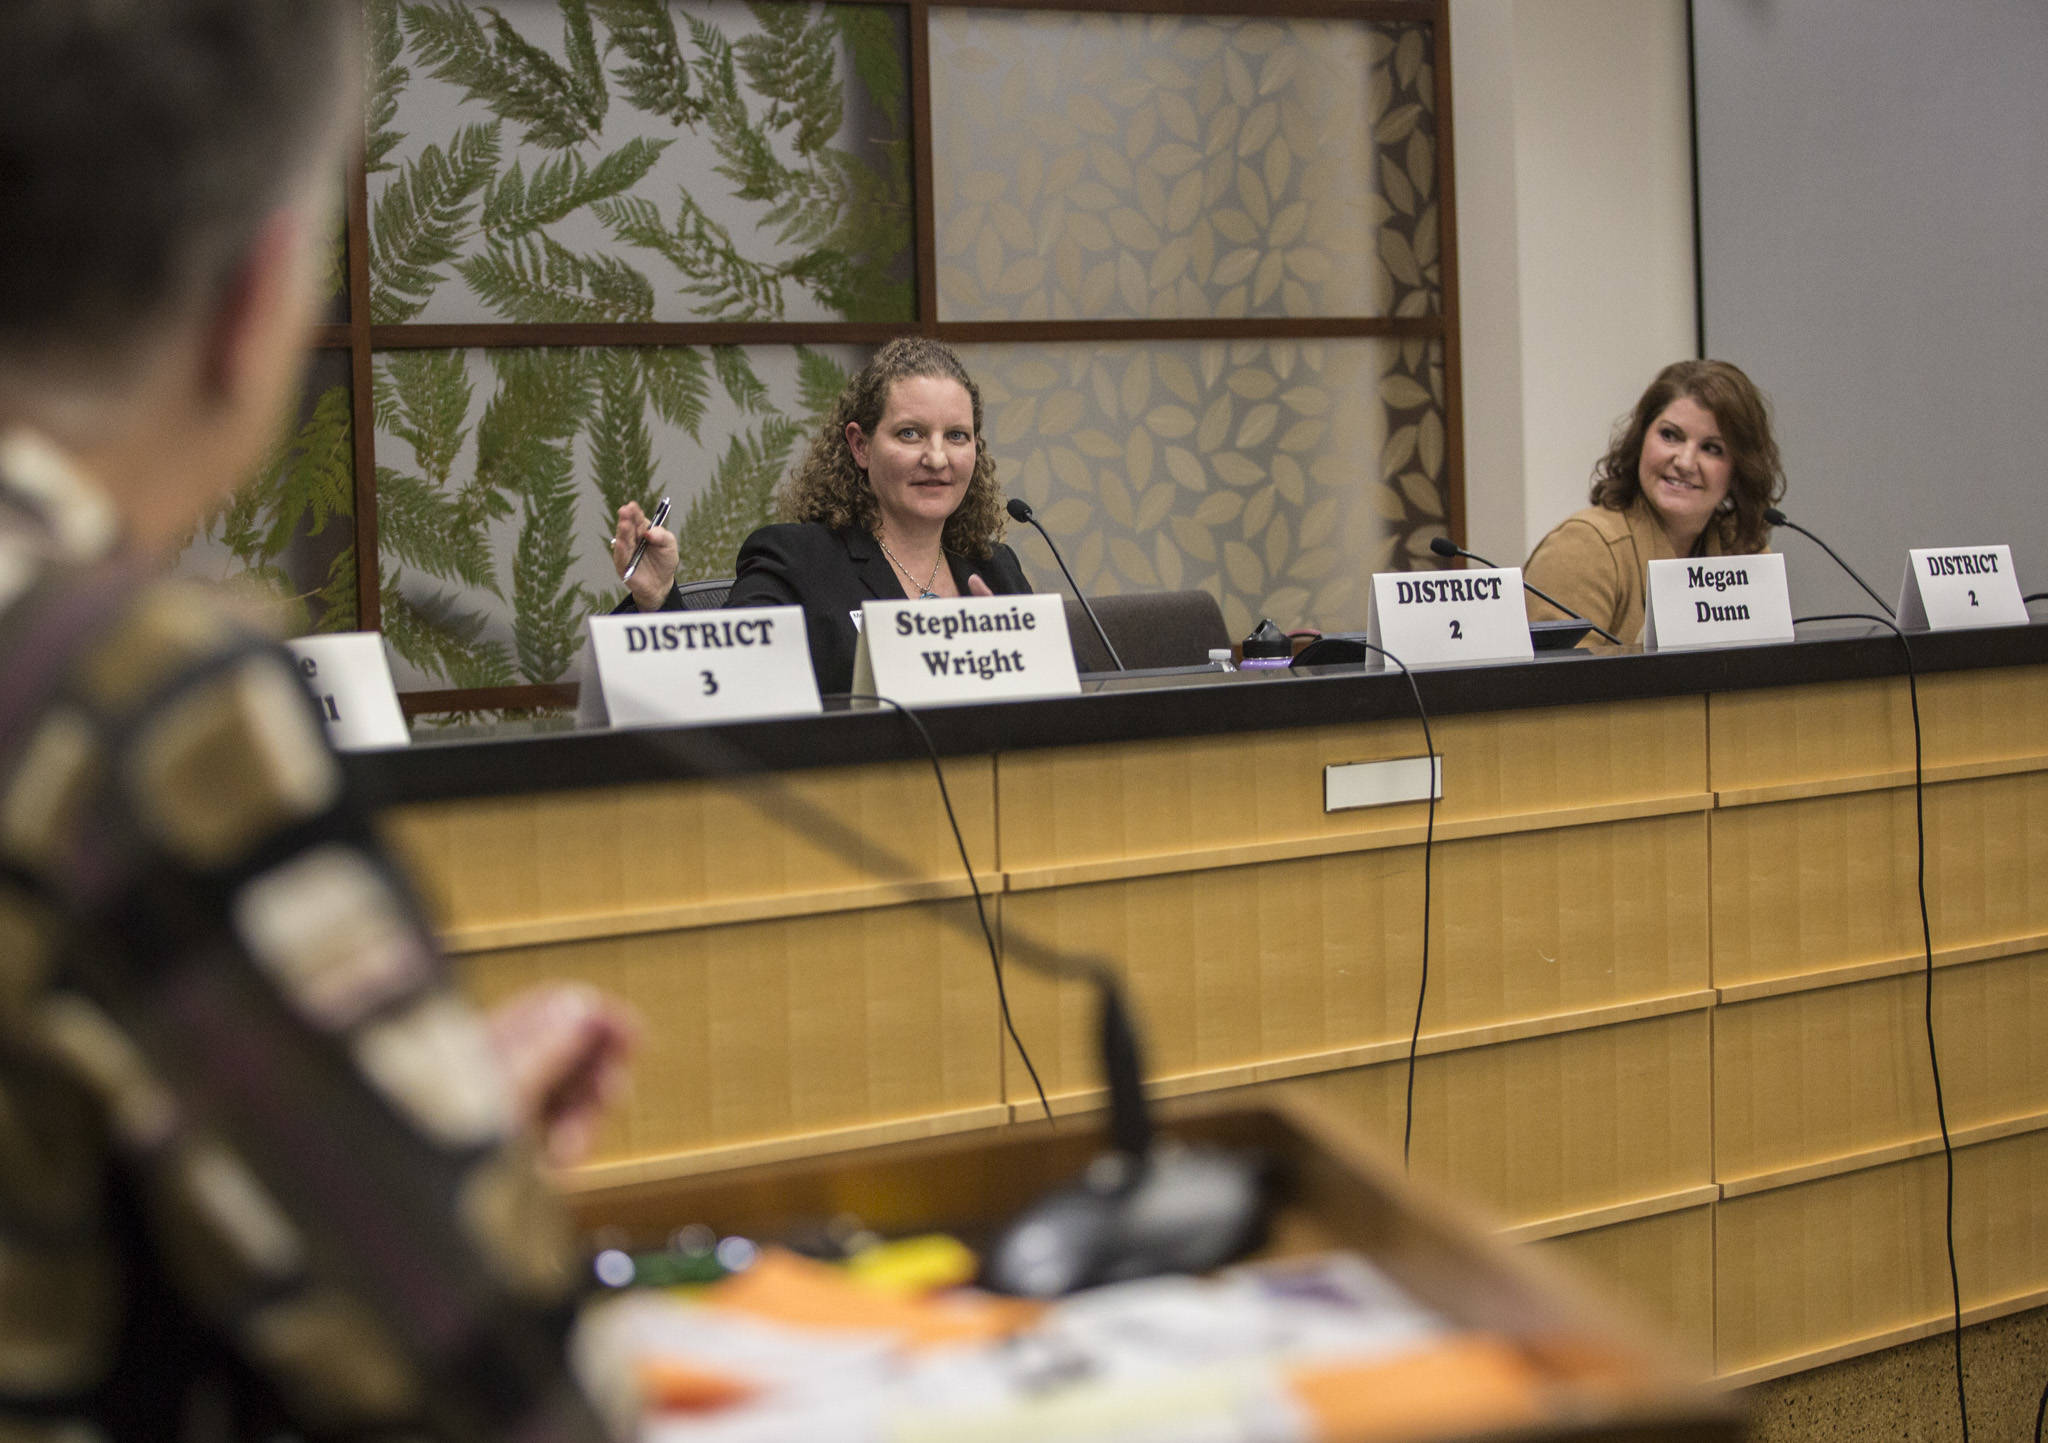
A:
[1427,537,1623,646]
[1765,506,1896,619]
[1007,497,1126,671]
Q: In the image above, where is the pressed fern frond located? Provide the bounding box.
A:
[636,346,709,440]
[473,349,597,510]
[511,453,590,683]
[836,6,906,122]
[312,544,359,633]
[366,0,409,175]
[378,350,474,487]
[736,4,841,159]
[560,0,610,133]
[479,136,668,238]
[458,232,656,323]
[712,344,770,415]
[671,414,804,582]
[380,569,516,687]
[588,0,696,125]
[370,120,501,323]
[376,463,498,592]
[589,349,655,522]
[403,2,602,149]
[794,346,850,425]
[261,385,355,558]
[594,191,786,320]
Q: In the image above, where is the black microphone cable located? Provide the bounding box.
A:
[849,692,1054,1125]
[1768,508,1896,619]
[1342,638,1437,1170]
[2025,592,2047,606]
[1006,498,1126,671]
[1793,611,1966,1442]
[1427,536,1623,646]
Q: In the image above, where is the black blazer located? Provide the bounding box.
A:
[655,523,1032,693]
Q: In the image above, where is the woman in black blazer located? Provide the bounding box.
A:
[611,337,1031,692]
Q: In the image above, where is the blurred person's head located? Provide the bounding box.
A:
[0,1,355,550]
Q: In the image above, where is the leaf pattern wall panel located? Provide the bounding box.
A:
[962,340,1436,641]
[928,10,1439,322]
[172,350,359,635]
[373,342,865,689]
[369,0,912,324]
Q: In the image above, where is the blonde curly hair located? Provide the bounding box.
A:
[776,337,1006,559]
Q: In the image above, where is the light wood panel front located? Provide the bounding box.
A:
[997,698,1705,874]
[454,899,1002,1176]
[1709,665,2048,793]
[1243,1013,1712,1233]
[1710,771,2048,988]
[1536,1206,1715,1370]
[1715,1129,2048,1378]
[384,756,998,944]
[999,814,1710,1101]
[1716,951,2048,1187]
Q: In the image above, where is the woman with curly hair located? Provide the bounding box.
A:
[612,337,1030,691]
[1522,358,1786,648]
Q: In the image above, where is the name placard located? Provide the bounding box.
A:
[1897,545,2028,630]
[285,633,410,751]
[1365,568,1534,668]
[851,593,1080,705]
[585,607,821,727]
[1642,553,1794,651]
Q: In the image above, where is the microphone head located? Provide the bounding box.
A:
[1428,536,1459,558]
[1763,507,1788,526]
[1006,497,1035,523]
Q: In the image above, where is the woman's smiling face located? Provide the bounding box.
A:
[1637,394,1731,549]
[845,374,977,540]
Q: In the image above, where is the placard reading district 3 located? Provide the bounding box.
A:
[285,633,409,750]
[586,607,820,727]
[852,593,1080,705]
[1366,568,1534,668]
[1642,553,1794,651]
[1897,545,2028,630]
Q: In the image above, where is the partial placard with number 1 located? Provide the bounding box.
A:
[1366,567,1535,668]
[584,606,821,727]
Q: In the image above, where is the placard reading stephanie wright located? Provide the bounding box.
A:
[851,593,1080,705]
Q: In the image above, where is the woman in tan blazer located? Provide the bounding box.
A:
[1524,359,1786,647]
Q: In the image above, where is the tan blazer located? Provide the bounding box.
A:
[1522,498,1731,649]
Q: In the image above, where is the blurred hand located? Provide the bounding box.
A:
[486,984,639,1167]
[966,573,994,597]
[613,500,679,611]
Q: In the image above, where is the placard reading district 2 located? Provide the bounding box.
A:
[1897,545,2028,630]
[852,593,1080,705]
[585,607,821,727]
[1366,567,1534,668]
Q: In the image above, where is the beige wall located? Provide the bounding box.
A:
[1451,0,1696,566]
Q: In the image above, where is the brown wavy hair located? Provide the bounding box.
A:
[1590,359,1785,554]
[776,336,1005,559]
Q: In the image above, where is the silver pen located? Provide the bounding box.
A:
[619,496,670,582]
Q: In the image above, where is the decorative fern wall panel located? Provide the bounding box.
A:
[930,10,1439,323]
[368,0,912,325]
[175,351,359,636]
[372,343,864,690]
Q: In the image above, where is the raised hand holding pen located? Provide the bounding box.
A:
[612,497,679,611]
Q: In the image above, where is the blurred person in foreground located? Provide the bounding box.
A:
[0,4,633,1439]
[1522,359,1786,648]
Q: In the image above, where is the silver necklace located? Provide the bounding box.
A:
[877,535,943,599]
